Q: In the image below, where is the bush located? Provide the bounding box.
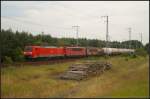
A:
[121,53,130,57]
[124,57,129,61]
[144,43,149,54]
[104,55,110,59]
[3,56,13,64]
[123,53,137,60]
[135,48,147,57]
[129,53,137,58]
[12,47,25,62]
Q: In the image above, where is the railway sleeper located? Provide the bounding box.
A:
[59,61,112,80]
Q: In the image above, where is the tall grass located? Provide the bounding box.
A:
[1,55,149,98]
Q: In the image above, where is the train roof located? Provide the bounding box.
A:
[40,46,59,48]
[25,45,40,47]
[102,47,135,50]
[25,45,64,48]
[65,46,86,48]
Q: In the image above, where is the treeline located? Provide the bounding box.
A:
[0,28,149,63]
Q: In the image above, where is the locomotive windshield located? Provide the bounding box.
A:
[24,46,32,52]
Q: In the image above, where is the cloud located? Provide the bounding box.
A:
[1,1,149,44]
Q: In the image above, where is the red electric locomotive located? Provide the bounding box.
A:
[24,46,65,58]
[65,47,86,57]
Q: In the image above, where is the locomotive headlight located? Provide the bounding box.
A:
[24,52,32,55]
[29,52,32,54]
[23,52,26,54]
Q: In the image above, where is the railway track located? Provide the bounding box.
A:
[1,57,82,67]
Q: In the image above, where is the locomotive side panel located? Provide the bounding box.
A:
[35,47,65,58]
[24,46,65,58]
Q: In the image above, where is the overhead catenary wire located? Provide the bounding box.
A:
[2,16,73,36]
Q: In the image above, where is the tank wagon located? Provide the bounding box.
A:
[24,46,135,59]
[102,47,135,55]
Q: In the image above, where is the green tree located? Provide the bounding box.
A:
[12,47,24,62]
[144,43,149,54]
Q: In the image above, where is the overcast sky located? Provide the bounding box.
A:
[1,1,149,45]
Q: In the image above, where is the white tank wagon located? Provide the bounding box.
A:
[119,48,135,53]
[102,48,135,55]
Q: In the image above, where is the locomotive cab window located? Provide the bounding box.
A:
[24,46,32,52]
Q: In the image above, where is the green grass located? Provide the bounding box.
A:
[1,55,149,98]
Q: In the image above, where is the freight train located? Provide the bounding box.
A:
[23,46,135,59]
